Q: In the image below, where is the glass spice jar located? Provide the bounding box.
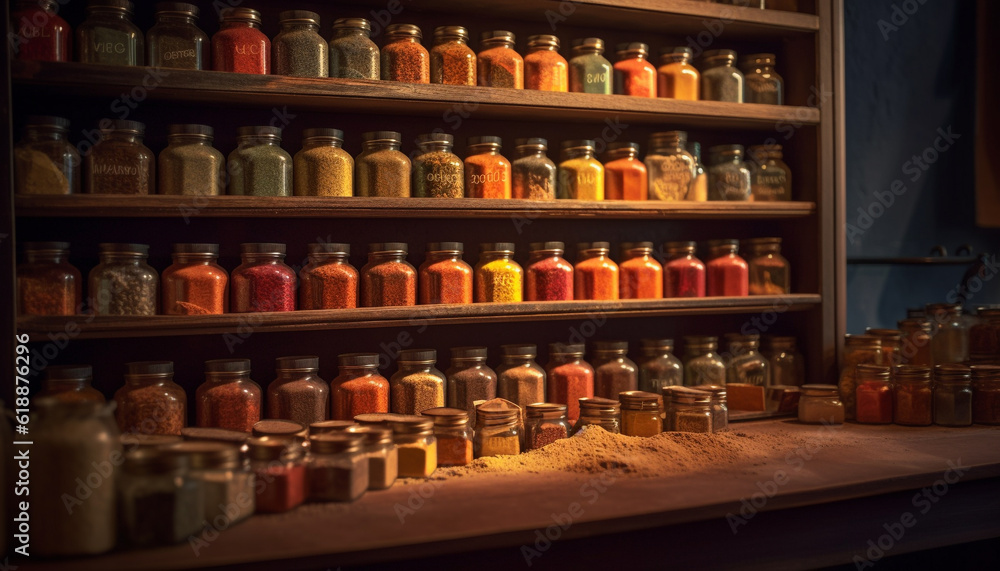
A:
[421,407,473,466]
[575,241,619,300]
[14,115,79,195]
[657,47,699,100]
[854,364,893,424]
[252,419,308,444]
[77,0,142,65]
[475,242,523,303]
[465,136,512,199]
[196,359,261,433]
[147,2,207,69]
[706,239,749,296]
[351,425,397,490]
[558,139,604,200]
[38,365,105,403]
[747,144,792,201]
[933,365,972,427]
[613,42,656,97]
[683,336,726,386]
[391,349,447,415]
[446,347,498,420]
[299,242,358,310]
[638,339,684,393]
[592,341,639,400]
[927,303,970,364]
[11,0,71,62]
[413,133,464,198]
[970,308,1000,363]
[294,128,353,197]
[707,145,752,201]
[524,34,568,91]
[761,336,805,386]
[362,242,417,307]
[273,10,327,77]
[797,384,845,424]
[898,317,934,366]
[228,126,292,196]
[158,124,225,196]
[169,441,255,524]
[526,241,574,301]
[330,353,390,420]
[230,242,297,312]
[381,24,429,83]
[838,334,883,421]
[546,343,596,422]
[693,384,729,432]
[744,237,790,295]
[525,403,570,450]
[667,388,713,433]
[17,241,81,316]
[892,365,932,426]
[603,142,647,201]
[571,397,621,435]
[725,334,770,386]
[115,361,186,436]
[33,399,120,556]
[740,53,784,105]
[512,138,557,200]
[619,391,662,436]
[118,447,204,547]
[619,241,663,299]
[569,37,612,94]
[161,243,228,315]
[329,18,379,79]
[356,130,411,197]
[86,119,154,195]
[687,142,708,201]
[700,49,744,102]
[388,415,438,478]
[307,433,369,502]
[478,30,523,88]
[663,241,706,298]
[971,365,1000,424]
[866,329,904,367]
[645,131,695,201]
[212,7,269,74]
[90,242,158,316]
[268,356,328,426]
[248,438,306,513]
[431,26,475,85]
[420,242,473,304]
[496,344,547,410]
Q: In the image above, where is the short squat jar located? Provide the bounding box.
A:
[118,447,203,546]
[329,18,378,79]
[645,131,695,202]
[169,441,255,524]
[571,397,621,435]
[700,49,743,103]
[196,359,262,433]
[147,2,207,69]
[525,403,570,450]
[158,124,225,196]
[230,243,297,312]
[465,136,512,199]
[115,360,187,436]
[330,353,390,420]
[558,139,604,201]
[89,243,158,315]
[431,26,476,85]
[268,356,329,426]
[307,433,369,502]
[421,407,473,467]
[740,53,783,105]
[512,138,557,200]
[798,384,845,424]
[707,145,752,201]
[272,10,327,78]
[475,242,523,303]
[933,365,972,427]
[294,128,353,197]
[569,37,611,94]
[638,339,683,393]
[619,391,662,437]
[15,115,79,195]
[524,34,568,91]
[161,242,228,315]
[17,241,81,316]
[228,126,292,197]
[38,364,106,403]
[388,416,438,478]
[212,7,269,74]
[77,0,142,65]
[669,389,713,433]
[356,131,411,197]
[694,384,729,432]
[381,24,429,83]
[478,30,523,88]
[413,133,464,198]
[419,242,472,305]
[362,242,417,307]
[86,119,154,195]
[299,242,357,310]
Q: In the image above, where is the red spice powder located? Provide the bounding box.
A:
[614,55,657,97]
[231,263,297,312]
[664,256,706,298]
[619,255,663,299]
[12,3,71,62]
[362,259,417,307]
[383,33,430,83]
[254,462,307,513]
[529,423,568,449]
[706,252,748,297]
[196,380,262,433]
[419,255,473,304]
[547,362,594,422]
[330,375,390,420]
[856,381,893,424]
[212,13,270,74]
[526,254,574,301]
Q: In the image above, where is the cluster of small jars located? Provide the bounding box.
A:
[12,3,784,103]
[15,238,793,317]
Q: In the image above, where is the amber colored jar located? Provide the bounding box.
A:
[603,142,647,201]
[839,334,883,421]
[706,239,749,297]
[161,243,228,315]
[196,359,261,433]
[524,34,568,91]
[268,356,328,426]
[747,144,792,201]
[430,26,475,85]
[381,24,429,83]
[115,361,186,436]
[898,318,933,366]
[657,47,698,100]
[663,241,706,298]
[17,241,81,316]
[361,242,417,307]
[740,53,784,105]
[465,136,512,199]
[575,242,619,300]
[39,365,106,403]
[893,365,932,426]
[970,308,1000,363]
[299,243,358,310]
[613,42,656,97]
[971,365,1000,425]
[419,242,473,304]
[546,343,595,422]
[12,0,71,62]
[330,353,390,420]
[212,7,269,74]
[744,237,790,295]
[619,242,663,299]
[866,329,903,367]
[478,30,523,89]
[526,241,574,301]
[855,364,892,424]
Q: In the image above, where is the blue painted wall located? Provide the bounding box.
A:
[844,0,1000,331]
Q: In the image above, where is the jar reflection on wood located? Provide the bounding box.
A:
[546,343,595,422]
[524,34,568,91]
[147,2,207,70]
[421,407,473,466]
[430,26,475,85]
[619,241,663,299]
[465,136,512,199]
[855,364,892,424]
[17,241,81,316]
[526,241,574,301]
[162,243,228,315]
[926,303,970,364]
[33,399,120,556]
[419,242,473,304]
[970,308,1000,363]
[15,115,79,195]
[657,47,699,100]
[38,364,105,403]
[638,338,683,393]
[329,18,378,79]
[212,7,269,73]
[591,341,639,400]
[761,336,805,386]
[228,126,292,196]
[362,242,416,307]
[391,349,447,415]
[797,384,844,424]
[838,334,883,420]
[496,344,547,411]
[744,237,790,295]
[683,336,726,386]
[90,242,158,315]
[525,403,571,450]
[575,242,619,300]
[740,53,783,105]
[663,241,706,298]
[706,239,749,297]
[512,138,557,200]
[892,365,932,426]
[569,37,612,94]
[273,10,328,78]
[747,144,792,201]
[475,242,523,303]
[115,361,186,435]
[645,131,695,201]
[571,397,621,435]
[413,133,464,198]
[159,124,225,196]
[356,130,411,197]
[230,242,297,312]
[299,243,357,310]
[86,119,154,194]
[196,359,261,432]
[558,139,604,200]
[77,0,143,65]
[700,49,743,102]
[478,30,522,88]
[268,356,328,426]
[613,42,656,97]
[898,318,934,366]
[971,365,1000,424]
[381,24,429,83]
[446,347,498,420]
[603,142,647,201]
[707,145,751,201]
[330,353,390,420]
[12,0,71,62]
[294,128,353,197]
[933,365,972,427]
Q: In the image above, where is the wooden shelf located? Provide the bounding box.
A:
[13,194,816,219]
[12,61,820,129]
[17,295,821,340]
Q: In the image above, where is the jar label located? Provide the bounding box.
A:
[163,48,197,61]
[426,171,462,184]
[19,25,52,39]
[470,170,507,185]
[93,41,127,54]
[586,71,608,84]
[235,44,264,55]
[92,163,140,176]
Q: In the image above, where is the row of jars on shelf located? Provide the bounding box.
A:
[16,238,791,317]
[15,117,793,202]
[12,2,783,104]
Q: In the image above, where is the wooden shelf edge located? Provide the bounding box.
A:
[18,295,822,340]
[13,195,817,219]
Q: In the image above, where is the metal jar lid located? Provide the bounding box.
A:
[421,407,470,427]
[240,242,286,255]
[480,242,515,254]
[275,356,319,371]
[220,7,261,25]
[172,243,219,255]
[309,420,358,435]
[618,390,661,411]
[125,360,174,377]
[309,432,364,454]
[369,242,408,255]
[204,358,251,374]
